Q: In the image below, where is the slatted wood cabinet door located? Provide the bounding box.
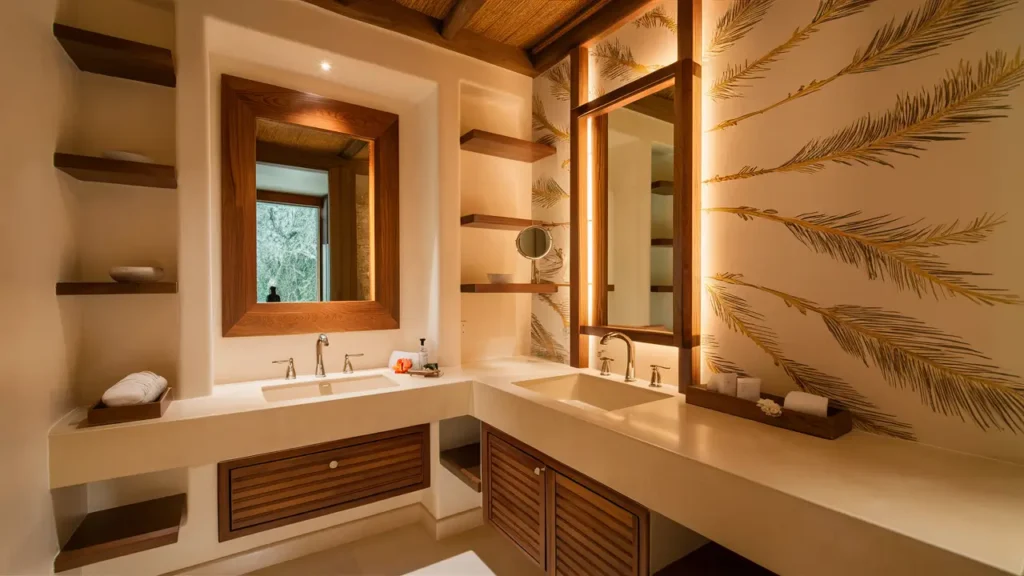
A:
[551,472,644,576]
[482,424,649,576]
[483,427,548,570]
[218,424,429,541]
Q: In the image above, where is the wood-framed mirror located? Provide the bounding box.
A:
[568,0,701,384]
[221,75,399,337]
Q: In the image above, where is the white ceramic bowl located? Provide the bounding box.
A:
[102,150,154,164]
[110,266,165,283]
[487,273,513,284]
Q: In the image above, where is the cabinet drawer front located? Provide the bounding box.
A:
[553,472,639,576]
[485,432,546,569]
[218,425,429,541]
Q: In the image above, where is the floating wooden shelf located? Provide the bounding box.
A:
[439,443,481,493]
[461,283,557,294]
[651,181,673,196]
[54,494,186,573]
[56,282,178,295]
[460,129,556,163]
[651,285,673,293]
[54,153,177,189]
[53,23,176,87]
[460,214,544,231]
[651,238,672,246]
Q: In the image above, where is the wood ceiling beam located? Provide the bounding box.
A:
[300,0,535,76]
[441,0,488,40]
[531,0,660,75]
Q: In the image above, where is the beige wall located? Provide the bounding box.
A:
[0,1,86,573]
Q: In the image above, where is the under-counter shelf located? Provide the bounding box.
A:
[54,153,177,189]
[651,285,673,292]
[56,282,177,295]
[460,214,546,231]
[53,23,176,87]
[652,238,672,246]
[461,283,557,294]
[55,494,186,573]
[460,130,556,163]
[439,443,481,493]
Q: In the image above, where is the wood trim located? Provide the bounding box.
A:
[460,214,546,230]
[676,0,702,386]
[592,114,609,327]
[255,141,369,175]
[298,0,535,76]
[581,325,674,347]
[256,190,324,208]
[569,46,590,369]
[328,166,359,301]
[532,0,660,74]
[574,65,675,119]
[441,0,487,40]
[460,284,558,294]
[221,75,399,337]
[217,425,429,542]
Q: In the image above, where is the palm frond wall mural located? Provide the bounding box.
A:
[712,0,1016,131]
[706,0,775,56]
[635,5,678,33]
[709,0,878,100]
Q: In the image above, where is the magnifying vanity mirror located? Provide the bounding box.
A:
[516,225,553,283]
[221,75,400,337]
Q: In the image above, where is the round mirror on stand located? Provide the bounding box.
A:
[516,225,553,283]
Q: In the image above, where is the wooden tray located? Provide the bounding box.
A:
[684,385,852,440]
[88,387,172,426]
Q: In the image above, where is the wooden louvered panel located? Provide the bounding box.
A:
[553,472,640,576]
[484,430,547,570]
[218,425,429,541]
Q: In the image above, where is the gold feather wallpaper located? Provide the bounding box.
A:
[533,0,1024,463]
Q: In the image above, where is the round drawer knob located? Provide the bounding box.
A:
[533,467,543,476]
[329,460,338,469]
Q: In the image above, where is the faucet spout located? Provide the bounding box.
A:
[316,334,330,377]
[598,332,636,383]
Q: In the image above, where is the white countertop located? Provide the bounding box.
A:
[49,357,1024,576]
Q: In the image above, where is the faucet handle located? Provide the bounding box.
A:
[345,353,364,358]
[599,356,614,376]
[649,364,669,387]
[273,358,296,379]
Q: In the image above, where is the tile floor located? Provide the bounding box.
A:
[247,524,544,576]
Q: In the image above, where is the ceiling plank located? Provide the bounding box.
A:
[441,0,488,40]
[300,0,535,76]
[531,0,659,75]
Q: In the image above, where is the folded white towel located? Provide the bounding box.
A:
[102,371,168,407]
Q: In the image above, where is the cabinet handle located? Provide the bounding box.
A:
[329,460,338,469]
[533,467,545,476]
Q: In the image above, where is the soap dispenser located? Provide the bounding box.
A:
[418,338,428,368]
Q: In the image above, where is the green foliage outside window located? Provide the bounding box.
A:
[256,202,320,302]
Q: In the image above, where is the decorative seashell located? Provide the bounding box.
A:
[757,398,782,418]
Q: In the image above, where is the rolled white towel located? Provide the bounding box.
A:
[102,371,168,407]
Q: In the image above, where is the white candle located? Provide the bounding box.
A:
[737,377,761,401]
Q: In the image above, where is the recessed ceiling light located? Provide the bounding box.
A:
[320,61,332,72]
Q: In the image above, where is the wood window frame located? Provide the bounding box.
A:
[568,0,702,386]
[222,75,399,337]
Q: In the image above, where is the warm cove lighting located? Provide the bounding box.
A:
[320,60,332,72]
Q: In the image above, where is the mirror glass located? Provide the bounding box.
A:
[606,88,674,332]
[516,225,553,260]
[254,118,372,303]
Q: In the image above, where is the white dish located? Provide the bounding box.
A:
[102,151,154,164]
[109,266,164,283]
[487,273,513,284]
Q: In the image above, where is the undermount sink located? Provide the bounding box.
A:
[513,373,671,412]
[262,375,398,402]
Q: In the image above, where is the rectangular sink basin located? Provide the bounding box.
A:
[262,375,398,402]
[513,373,671,412]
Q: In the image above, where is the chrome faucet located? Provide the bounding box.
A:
[649,364,669,388]
[599,332,635,382]
[315,334,330,377]
[343,353,363,374]
[272,358,296,379]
